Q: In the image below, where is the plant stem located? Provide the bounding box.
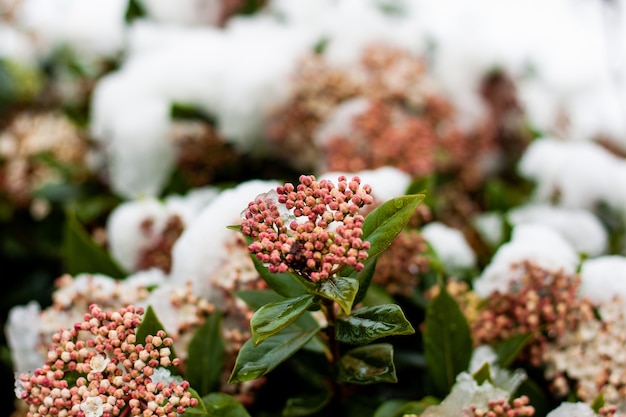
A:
[322,298,340,366]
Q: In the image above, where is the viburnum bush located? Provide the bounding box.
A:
[5,2,626,417]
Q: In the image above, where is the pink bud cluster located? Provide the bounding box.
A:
[241,175,374,282]
[15,304,198,417]
[465,396,535,417]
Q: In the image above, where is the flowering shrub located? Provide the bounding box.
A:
[4,1,626,417]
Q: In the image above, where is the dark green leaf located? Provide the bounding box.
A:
[229,324,320,383]
[336,304,415,345]
[360,282,395,307]
[283,389,332,417]
[62,210,126,278]
[423,285,472,396]
[336,343,397,384]
[233,289,285,311]
[361,194,424,258]
[251,294,316,346]
[351,253,379,307]
[241,235,314,298]
[201,392,251,417]
[136,306,171,346]
[513,378,547,417]
[186,312,225,396]
[313,276,359,315]
[494,333,533,368]
[374,397,439,417]
[472,361,493,385]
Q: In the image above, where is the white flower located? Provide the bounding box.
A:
[89,354,110,373]
[14,375,25,399]
[80,396,104,417]
[546,402,596,417]
[150,367,183,386]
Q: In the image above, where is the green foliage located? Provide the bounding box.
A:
[471,361,493,385]
[136,306,168,345]
[187,312,225,397]
[361,194,425,259]
[335,304,415,345]
[250,294,316,346]
[373,397,440,417]
[229,324,320,384]
[336,343,397,384]
[183,392,251,417]
[494,333,533,368]
[423,284,473,396]
[62,210,126,278]
[313,276,359,315]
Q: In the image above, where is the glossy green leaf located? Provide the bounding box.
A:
[494,332,533,368]
[240,234,315,298]
[313,276,359,315]
[351,253,380,307]
[62,210,126,278]
[423,285,472,396]
[229,324,320,383]
[472,361,493,385]
[186,312,225,396]
[251,294,316,346]
[361,194,424,258]
[336,343,397,384]
[283,389,332,417]
[201,392,251,417]
[335,304,415,345]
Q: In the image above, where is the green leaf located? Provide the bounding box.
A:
[423,285,472,396]
[180,388,209,416]
[351,253,379,307]
[361,194,424,258]
[360,282,395,307]
[136,305,167,343]
[374,397,439,417]
[335,304,415,345]
[283,389,332,417]
[201,393,251,417]
[233,289,285,311]
[251,294,316,346]
[472,361,493,385]
[186,312,225,396]
[494,333,533,368]
[591,392,605,413]
[313,276,359,315]
[229,324,320,383]
[336,343,397,384]
[62,210,126,278]
[513,378,547,417]
[241,235,315,298]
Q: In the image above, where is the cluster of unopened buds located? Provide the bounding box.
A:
[241,174,374,282]
[14,304,198,417]
[465,396,535,417]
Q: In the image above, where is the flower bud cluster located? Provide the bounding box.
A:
[465,396,535,417]
[543,297,626,407]
[15,304,198,417]
[241,175,373,281]
[471,261,589,366]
